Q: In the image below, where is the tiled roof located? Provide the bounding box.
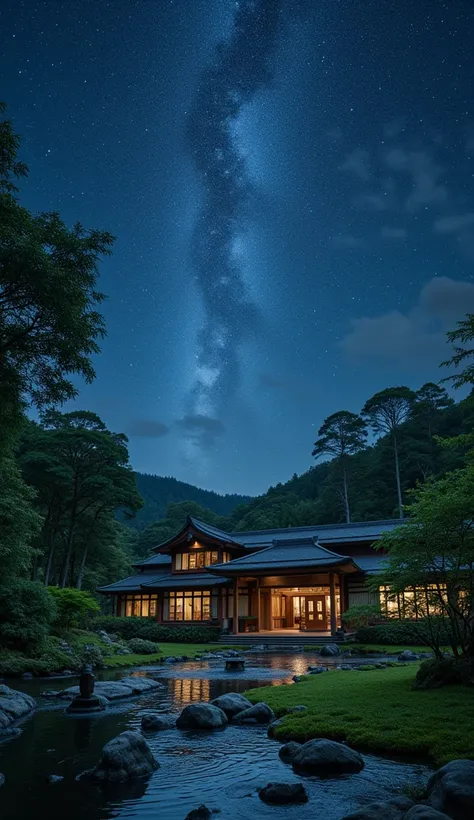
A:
[140,573,230,590]
[231,519,404,549]
[186,517,244,545]
[209,537,357,573]
[97,571,170,593]
[134,553,172,568]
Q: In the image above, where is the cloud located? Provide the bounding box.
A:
[341,276,474,367]
[126,419,170,438]
[354,193,390,211]
[434,213,474,234]
[381,226,407,240]
[339,148,371,180]
[330,234,365,249]
[384,148,448,212]
[176,413,225,450]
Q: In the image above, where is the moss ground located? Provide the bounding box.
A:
[245,664,474,766]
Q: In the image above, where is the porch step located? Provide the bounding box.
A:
[218,633,343,648]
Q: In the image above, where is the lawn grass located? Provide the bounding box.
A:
[245,665,474,766]
[102,643,234,668]
[347,643,436,654]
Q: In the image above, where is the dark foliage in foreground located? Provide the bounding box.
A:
[90,615,221,643]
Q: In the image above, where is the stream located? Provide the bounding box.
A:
[0,653,431,820]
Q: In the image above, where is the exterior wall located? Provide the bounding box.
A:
[347,579,379,608]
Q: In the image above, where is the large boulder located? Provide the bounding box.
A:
[426,759,474,820]
[258,782,308,805]
[233,702,275,724]
[320,644,340,657]
[267,718,284,738]
[398,650,419,661]
[141,713,176,731]
[341,796,414,819]
[0,685,36,736]
[210,692,252,719]
[404,807,452,820]
[176,703,228,730]
[82,730,159,782]
[278,741,302,763]
[292,738,364,775]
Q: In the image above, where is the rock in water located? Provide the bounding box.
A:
[0,685,36,736]
[232,702,275,724]
[426,759,474,820]
[82,730,159,782]
[404,807,453,820]
[398,650,419,661]
[259,783,308,805]
[141,713,176,731]
[0,773,5,788]
[292,738,364,775]
[176,703,228,730]
[278,741,301,763]
[210,692,252,719]
[341,796,414,819]
[47,775,64,784]
[267,718,283,738]
[185,806,212,819]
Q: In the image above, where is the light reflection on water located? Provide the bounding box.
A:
[0,653,431,820]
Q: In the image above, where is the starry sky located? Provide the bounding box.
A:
[1,0,474,496]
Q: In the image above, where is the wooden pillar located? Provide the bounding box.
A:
[256,580,261,633]
[339,574,345,628]
[233,578,239,634]
[329,573,337,636]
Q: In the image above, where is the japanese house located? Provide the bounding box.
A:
[98,516,405,636]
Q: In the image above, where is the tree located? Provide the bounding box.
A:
[442,313,474,388]
[0,102,114,451]
[373,465,474,681]
[414,383,454,439]
[18,411,142,588]
[0,452,42,578]
[362,387,415,519]
[312,410,367,523]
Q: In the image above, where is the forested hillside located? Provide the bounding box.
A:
[126,473,252,530]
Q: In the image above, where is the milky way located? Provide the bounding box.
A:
[184,0,282,456]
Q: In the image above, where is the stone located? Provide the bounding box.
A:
[341,796,414,819]
[47,774,64,784]
[185,806,212,819]
[22,672,33,679]
[258,782,308,805]
[292,738,364,775]
[278,741,301,763]
[98,630,114,645]
[248,644,266,652]
[398,650,419,661]
[0,773,4,788]
[165,656,178,663]
[340,664,354,671]
[210,693,252,719]
[81,730,159,782]
[292,675,303,683]
[267,718,283,738]
[309,667,328,674]
[320,644,340,656]
[176,703,228,730]
[141,713,176,731]
[0,727,22,740]
[426,759,474,820]
[226,649,240,657]
[0,685,36,736]
[58,677,162,702]
[404,807,452,820]
[232,702,275,724]
[286,705,308,714]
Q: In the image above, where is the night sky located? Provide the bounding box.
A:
[1,0,474,495]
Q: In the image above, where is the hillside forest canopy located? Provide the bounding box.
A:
[2,97,474,627]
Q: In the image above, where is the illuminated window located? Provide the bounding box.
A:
[175,551,219,570]
[379,585,447,619]
[164,590,213,621]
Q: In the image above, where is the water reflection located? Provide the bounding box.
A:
[0,654,432,820]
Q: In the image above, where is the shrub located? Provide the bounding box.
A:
[78,642,105,668]
[0,636,82,677]
[342,604,382,629]
[0,580,56,651]
[89,616,221,643]
[127,637,160,655]
[413,656,474,689]
[355,619,454,647]
[48,587,100,630]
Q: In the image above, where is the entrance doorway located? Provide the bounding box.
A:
[303,595,327,630]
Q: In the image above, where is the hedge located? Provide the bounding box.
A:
[90,616,221,643]
[355,619,453,646]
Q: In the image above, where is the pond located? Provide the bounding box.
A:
[0,653,431,820]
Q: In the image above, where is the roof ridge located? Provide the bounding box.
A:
[230,518,406,538]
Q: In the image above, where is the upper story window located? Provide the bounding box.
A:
[175,550,219,571]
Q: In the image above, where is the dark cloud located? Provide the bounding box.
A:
[176,413,226,451]
[341,277,474,367]
[126,419,170,438]
[183,0,282,451]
